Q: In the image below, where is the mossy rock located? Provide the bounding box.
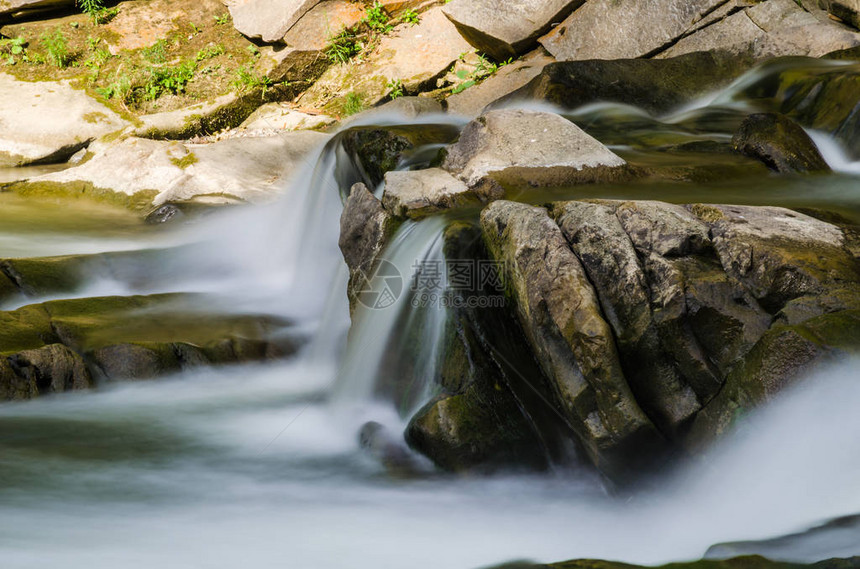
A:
[6,180,159,213]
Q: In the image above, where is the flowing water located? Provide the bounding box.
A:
[1,58,859,569]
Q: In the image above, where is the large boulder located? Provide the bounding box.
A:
[338,182,401,315]
[0,73,129,167]
[441,0,582,61]
[659,0,860,59]
[441,109,628,194]
[539,0,725,61]
[496,52,754,115]
[363,195,860,479]
[481,200,663,477]
[297,7,474,114]
[732,113,831,174]
[12,132,330,209]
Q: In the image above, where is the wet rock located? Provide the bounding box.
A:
[339,183,401,314]
[480,200,662,477]
[406,380,551,473]
[339,123,459,188]
[732,113,831,174]
[145,204,186,224]
[392,198,860,479]
[0,73,129,167]
[498,52,753,115]
[441,0,582,61]
[382,168,480,219]
[358,421,424,478]
[441,109,628,195]
[539,0,725,61]
[7,344,93,396]
[550,201,701,435]
[705,205,859,312]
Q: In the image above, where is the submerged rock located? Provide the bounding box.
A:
[441,0,581,61]
[733,113,832,174]
[0,294,298,400]
[497,52,753,115]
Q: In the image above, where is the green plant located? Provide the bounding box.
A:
[0,37,27,56]
[196,43,224,61]
[94,6,119,24]
[402,9,420,25]
[96,73,134,105]
[41,29,71,68]
[143,61,196,100]
[232,65,273,97]
[363,2,392,34]
[324,29,361,63]
[341,91,365,116]
[77,0,105,23]
[214,12,230,25]
[142,39,168,63]
[387,78,404,99]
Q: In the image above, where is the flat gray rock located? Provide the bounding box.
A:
[442,109,627,191]
[442,0,581,60]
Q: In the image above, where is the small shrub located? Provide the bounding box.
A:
[77,0,105,23]
[363,2,392,34]
[94,6,119,24]
[143,61,196,100]
[324,30,361,63]
[341,92,365,116]
[402,9,420,25]
[96,74,134,105]
[387,78,404,99]
[232,65,273,97]
[142,39,168,63]
[0,37,27,57]
[41,29,71,68]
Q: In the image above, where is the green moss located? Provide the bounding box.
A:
[7,180,158,212]
[82,111,109,124]
[170,152,198,169]
[0,304,56,355]
[691,203,725,223]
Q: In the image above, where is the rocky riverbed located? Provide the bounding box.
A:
[1,0,860,568]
